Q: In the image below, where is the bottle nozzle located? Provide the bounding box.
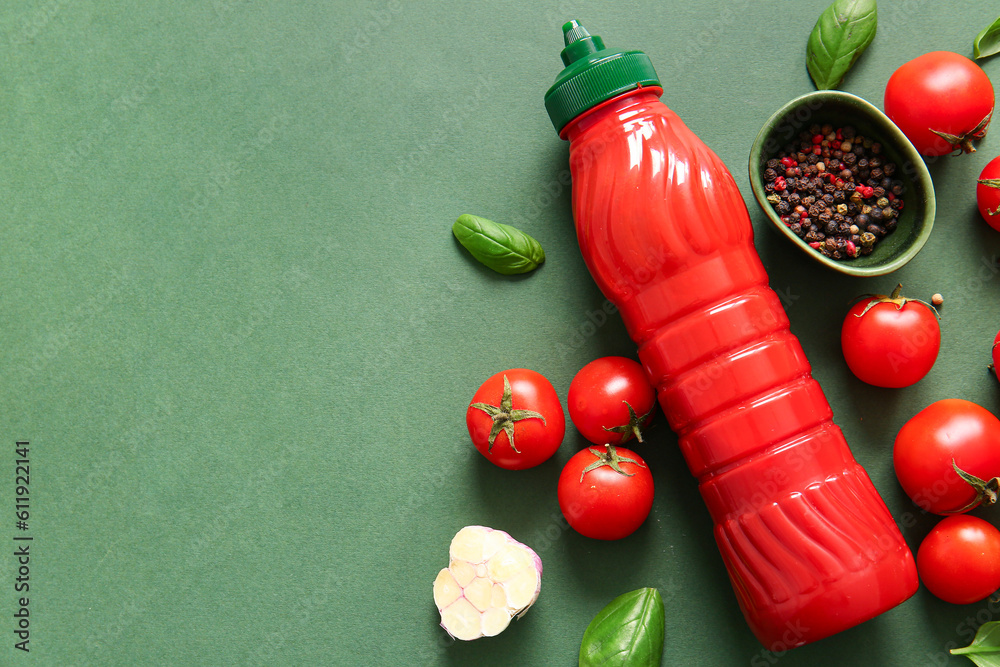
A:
[562,20,590,46]
[560,19,605,66]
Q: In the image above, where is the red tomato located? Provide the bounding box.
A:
[917,515,1000,604]
[893,399,1000,514]
[978,156,1000,231]
[466,368,565,470]
[841,285,940,388]
[567,356,657,446]
[557,444,653,540]
[993,329,1000,377]
[884,51,995,156]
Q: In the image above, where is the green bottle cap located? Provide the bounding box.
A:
[544,20,660,134]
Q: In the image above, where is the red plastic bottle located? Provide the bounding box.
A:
[544,22,917,649]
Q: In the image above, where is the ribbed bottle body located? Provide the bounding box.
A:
[564,89,918,649]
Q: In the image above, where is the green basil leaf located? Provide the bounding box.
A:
[806,0,878,90]
[952,621,1000,666]
[974,16,1000,59]
[579,588,664,667]
[452,214,545,275]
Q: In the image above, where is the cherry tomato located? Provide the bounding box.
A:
[466,368,565,470]
[977,156,1000,231]
[894,399,1000,514]
[917,515,1000,604]
[557,444,653,540]
[993,329,1000,378]
[568,356,657,446]
[884,51,995,156]
[841,284,940,388]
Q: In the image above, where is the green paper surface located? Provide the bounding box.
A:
[2,1,999,664]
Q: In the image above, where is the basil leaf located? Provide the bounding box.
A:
[579,588,664,667]
[452,214,545,275]
[952,621,1000,666]
[806,0,878,90]
[974,16,1000,59]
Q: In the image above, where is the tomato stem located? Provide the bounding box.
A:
[469,374,546,454]
[951,458,1000,513]
[929,110,993,154]
[602,400,656,444]
[579,444,645,482]
[853,283,940,319]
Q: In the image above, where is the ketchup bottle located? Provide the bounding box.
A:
[544,21,917,649]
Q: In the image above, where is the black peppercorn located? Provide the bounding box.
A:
[764,126,905,262]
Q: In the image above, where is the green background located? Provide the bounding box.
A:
[2,0,1000,665]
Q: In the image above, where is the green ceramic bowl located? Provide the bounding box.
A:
[748,90,935,276]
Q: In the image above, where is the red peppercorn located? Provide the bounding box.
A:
[774,177,787,191]
[812,134,824,145]
[836,129,843,140]
[808,241,822,249]
[780,157,797,167]
[813,146,822,156]
[831,140,841,150]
